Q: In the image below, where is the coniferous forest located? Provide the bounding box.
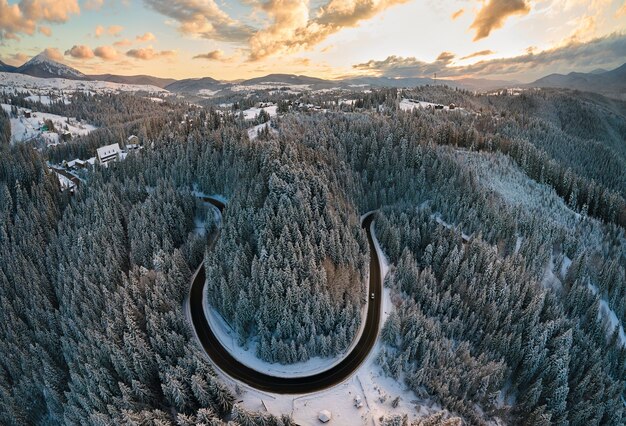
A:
[0,85,625,425]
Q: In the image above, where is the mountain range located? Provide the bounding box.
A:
[2,53,625,97]
[529,63,626,98]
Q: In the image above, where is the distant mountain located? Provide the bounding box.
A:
[0,60,16,73]
[88,74,176,89]
[530,63,626,97]
[341,76,434,88]
[165,77,223,93]
[16,53,86,79]
[241,74,329,86]
[452,78,519,91]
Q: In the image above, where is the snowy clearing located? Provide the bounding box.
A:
[242,105,278,120]
[247,122,278,140]
[587,283,626,347]
[1,103,97,144]
[399,98,463,112]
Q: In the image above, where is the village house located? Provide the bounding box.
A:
[96,143,122,166]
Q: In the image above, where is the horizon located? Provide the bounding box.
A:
[0,1,625,82]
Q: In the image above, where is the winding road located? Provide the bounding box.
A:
[187,197,382,394]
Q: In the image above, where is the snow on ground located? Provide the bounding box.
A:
[190,189,228,206]
[247,122,278,140]
[456,151,605,247]
[2,104,97,144]
[514,236,523,254]
[0,71,167,96]
[198,89,219,97]
[541,254,564,293]
[187,213,444,425]
[587,283,626,347]
[399,98,462,112]
[231,83,311,92]
[202,212,383,379]
[24,94,70,105]
[242,105,278,120]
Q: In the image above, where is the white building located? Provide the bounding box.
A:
[318,410,332,423]
[97,143,122,166]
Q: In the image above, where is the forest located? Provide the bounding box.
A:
[0,85,624,425]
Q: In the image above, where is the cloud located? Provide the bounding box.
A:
[96,24,124,38]
[84,0,104,10]
[12,52,29,63]
[470,0,530,41]
[143,0,408,60]
[136,32,156,42]
[38,25,52,36]
[43,47,64,62]
[114,38,133,47]
[352,32,626,80]
[460,49,496,60]
[0,0,80,39]
[126,47,176,60]
[436,51,455,63]
[65,45,95,59]
[108,25,124,36]
[142,0,253,42]
[248,0,409,61]
[193,49,224,60]
[451,8,464,20]
[618,2,626,17]
[94,45,118,60]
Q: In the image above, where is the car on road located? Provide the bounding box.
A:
[371,293,375,299]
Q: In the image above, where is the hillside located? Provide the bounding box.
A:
[530,63,626,98]
[88,74,176,89]
[16,53,86,79]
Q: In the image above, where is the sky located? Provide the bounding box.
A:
[0,0,625,82]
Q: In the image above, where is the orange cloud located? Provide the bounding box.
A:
[114,38,133,47]
[126,47,176,60]
[65,45,95,59]
[470,0,530,41]
[616,2,626,17]
[136,32,156,42]
[0,0,79,39]
[43,47,64,62]
[38,25,52,36]
[451,8,464,20]
[94,45,118,60]
[144,0,253,42]
[248,0,409,61]
[460,49,496,60]
[95,24,124,38]
[193,49,224,60]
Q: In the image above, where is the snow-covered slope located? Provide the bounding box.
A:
[16,53,86,79]
[0,72,168,96]
[1,104,97,145]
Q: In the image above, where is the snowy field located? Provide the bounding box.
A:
[399,98,463,112]
[242,105,278,120]
[247,122,279,140]
[0,72,167,97]
[1,104,97,144]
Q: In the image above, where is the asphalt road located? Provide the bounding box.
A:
[188,197,382,394]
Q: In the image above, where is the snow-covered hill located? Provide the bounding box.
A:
[16,53,86,79]
[0,71,169,97]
